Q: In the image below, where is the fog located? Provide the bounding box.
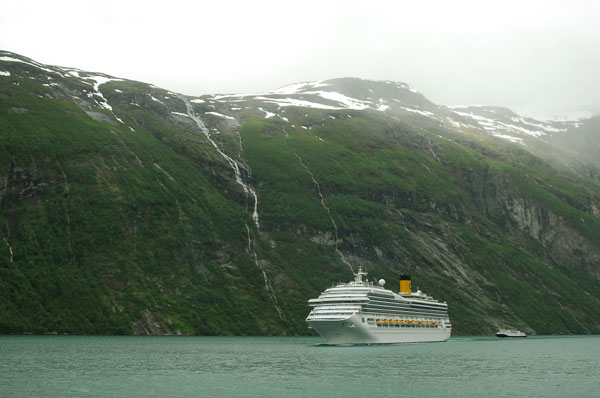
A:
[1,0,599,117]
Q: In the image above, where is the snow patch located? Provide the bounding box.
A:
[150,95,164,104]
[272,80,330,95]
[448,104,487,109]
[258,107,276,118]
[493,134,523,143]
[452,110,546,137]
[0,70,10,77]
[171,111,189,117]
[510,117,567,133]
[400,83,418,93]
[82,75,123,91]
[399,106,436,118]
[253,96,340,110]
[83,75,122,111]
[304,90,371,110]
[272,82,307,94]
[308,81,331,89]
[210,93,262,101]
[0,56,29,64]
[445,117,461,128]
[205,111,236,120]
[0,55,66,77]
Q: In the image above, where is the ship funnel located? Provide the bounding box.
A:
[400,274,411,294]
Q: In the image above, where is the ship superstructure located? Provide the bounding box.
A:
[306,267,451,344]
[496,328,527,338]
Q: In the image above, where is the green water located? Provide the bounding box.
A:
[1,335,598,397]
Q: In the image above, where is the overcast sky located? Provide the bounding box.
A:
[1,0,599,117]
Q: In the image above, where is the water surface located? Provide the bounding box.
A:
[1,335,598,397]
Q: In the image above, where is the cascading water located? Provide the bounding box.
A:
[293,153,354,273]
[283,124,354,273]
[3,236,13,263]
[245,225,284,319]
[180,96,283,318]
[180,97,259,228]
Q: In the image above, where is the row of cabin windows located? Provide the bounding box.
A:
[376,323,442,329]
[315,297,446,310]
[363,317,444,329]
[367,296,447,309]
[313,307,447,318]
[367,301,446,312]
[365,304,447,315]
[313,304,447,317]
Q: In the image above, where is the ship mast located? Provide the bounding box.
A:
[354,265,367,283]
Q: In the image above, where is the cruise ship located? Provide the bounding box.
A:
[306,268,451,344]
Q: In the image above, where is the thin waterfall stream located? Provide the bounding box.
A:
[284,125,354,273]
[180,96,283,318]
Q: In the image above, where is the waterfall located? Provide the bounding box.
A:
[180,97,259,229]
[245,224,285,319]
[181,96,283,318]
[3,221,13,263]
[293,154,354,273]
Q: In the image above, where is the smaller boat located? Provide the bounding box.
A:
[496,328,527,338]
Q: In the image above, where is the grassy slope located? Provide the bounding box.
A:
[1,73,599,335]
[0,76,287,334]
[240,115,600,335]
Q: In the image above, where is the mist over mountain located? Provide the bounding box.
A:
[1,51,599,335]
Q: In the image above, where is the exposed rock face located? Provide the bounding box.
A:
[506,198,547,239]
[132,311,174,335]
[455,166,600,280]
[506,197,600,279]
[1,155,54,219]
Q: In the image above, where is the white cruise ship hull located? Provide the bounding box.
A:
[308,314,451,345]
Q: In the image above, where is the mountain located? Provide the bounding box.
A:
[1,51,599,335]
[447,105,600,181]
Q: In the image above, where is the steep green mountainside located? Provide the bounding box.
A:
[1,51,599,335]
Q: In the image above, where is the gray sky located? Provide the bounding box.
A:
[1,0,599,117]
